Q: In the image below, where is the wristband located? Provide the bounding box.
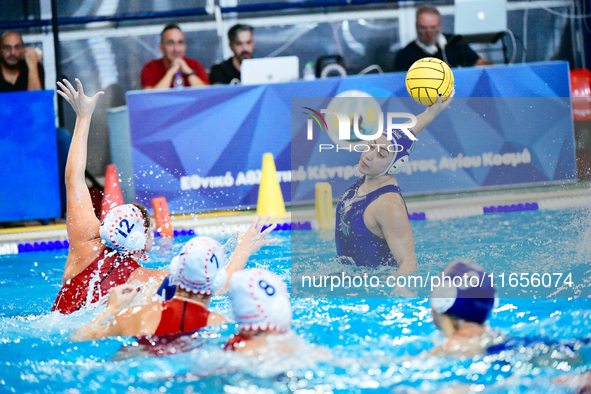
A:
[185,71,196,77]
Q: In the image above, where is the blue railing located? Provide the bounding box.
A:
[0,0,407,29]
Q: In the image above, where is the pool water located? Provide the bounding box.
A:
[1,207,590,393]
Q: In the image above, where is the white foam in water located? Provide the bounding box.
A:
[538,195,591,211]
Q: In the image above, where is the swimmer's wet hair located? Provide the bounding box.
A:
[131,203,151,232]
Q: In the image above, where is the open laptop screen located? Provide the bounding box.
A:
[454,0,507,35]
[241,56,300,85]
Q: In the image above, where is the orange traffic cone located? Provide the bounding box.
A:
[100,164,125,221]
[152,197,173,238]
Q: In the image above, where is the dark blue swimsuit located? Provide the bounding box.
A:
[335,177,407,267]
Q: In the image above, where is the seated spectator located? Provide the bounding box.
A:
[0,31,44,92]
[141,24,209,89]
[394,6,492,72]
[209,24,255,85]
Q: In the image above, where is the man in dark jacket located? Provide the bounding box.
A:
[394,6,492,72]
[210,24,255,84]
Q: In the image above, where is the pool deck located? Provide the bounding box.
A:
[1,183,590,250]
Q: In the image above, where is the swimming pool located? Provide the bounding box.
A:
[1,206,590,393]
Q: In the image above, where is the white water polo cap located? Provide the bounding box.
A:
[99,204,148,254]
[430,259,496,324]
[168,251,182,286]
[175,236,227,295]
[229,269,292,333]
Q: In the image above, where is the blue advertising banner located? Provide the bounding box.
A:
[0,90,60,222]
[126,61,574,213]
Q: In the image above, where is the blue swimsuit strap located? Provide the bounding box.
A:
[358,181,407,215]
[355,176,401,199]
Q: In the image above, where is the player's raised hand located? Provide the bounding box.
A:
[236,214,278,257]
[57,78,104,118]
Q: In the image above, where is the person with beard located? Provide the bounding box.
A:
[209,24,255,85]
[141,24,209,89]
[0,31,44,92]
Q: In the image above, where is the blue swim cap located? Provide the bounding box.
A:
[368,130,416,178]
[430,260,496,324]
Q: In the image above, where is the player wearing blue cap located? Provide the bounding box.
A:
[429,259,498,356]
[335,92,454,274]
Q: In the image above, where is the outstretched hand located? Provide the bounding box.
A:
[236,214,279,257]
[57,78,104,118]
[218,215,279,294]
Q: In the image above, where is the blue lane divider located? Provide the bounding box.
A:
[18,239,69,253]
[154,229,196,238]
[154,221,313,238]
[483,202,539,214]
[267,221,313,231]
[408,212,426,220]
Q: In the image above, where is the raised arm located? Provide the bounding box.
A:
[217,214,278,294]
[373,194,418,275]
[57,79,104,248]
[410,88,455,137]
